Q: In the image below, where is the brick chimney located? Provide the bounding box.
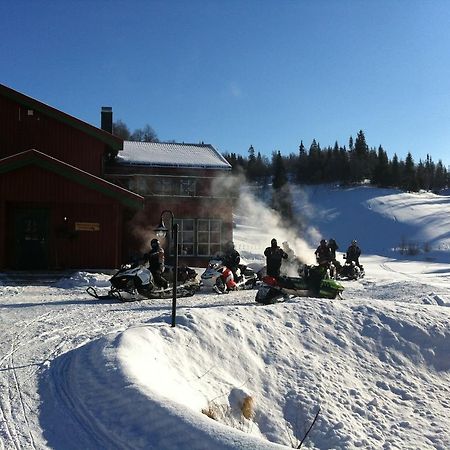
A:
[101,106,113,133]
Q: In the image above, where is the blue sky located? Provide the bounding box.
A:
[2,0,450,166]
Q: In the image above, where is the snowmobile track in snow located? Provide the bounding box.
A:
[0,313,52,450]
[47,352,127,450]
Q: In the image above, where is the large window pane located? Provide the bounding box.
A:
[175,219,195,256]
[179,243,194,255]
[210,232,221,243]
[198,232,209,243]
[210,221,221,231]
[197,244,210,256]
[155,179,173,195]
[196,219,222,256]
[182,231,194,243]
[197,220,209,231]
[180,179,196,196]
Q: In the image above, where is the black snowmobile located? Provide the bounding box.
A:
[87,262,200,302]
[255,265,344,305]
[337,256,365,281]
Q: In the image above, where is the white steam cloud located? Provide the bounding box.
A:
[228,177,320,272]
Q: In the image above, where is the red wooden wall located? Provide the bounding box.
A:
[0,94,106,175]
[0,165,123,269]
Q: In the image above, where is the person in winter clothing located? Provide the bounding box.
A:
[264,238,288,278]
[328,238,341,272]
[346,240,362,267]
[221,241,241,280]
[328,238,339,260]
[145,238,169,289]
[315,239,333,266]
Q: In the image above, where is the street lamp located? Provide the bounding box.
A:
[154,210,179,327]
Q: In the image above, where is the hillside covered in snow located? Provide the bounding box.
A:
[0,185,449,450]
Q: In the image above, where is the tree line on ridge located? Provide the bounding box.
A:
[223,130,448,193]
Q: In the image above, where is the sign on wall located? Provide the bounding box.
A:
[75,222,100,232]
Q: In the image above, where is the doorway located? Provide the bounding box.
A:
[11,208,50,270]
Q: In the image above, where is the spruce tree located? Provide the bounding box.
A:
[372,146,390,186]
[402,152,417,191]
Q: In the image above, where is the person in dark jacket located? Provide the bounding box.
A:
[221,241,241,280]
[264,238,288,278]
[346,240,362,267]
[315,239,332,265]
[328,238,341,272]
[145,238,169,289]
[328,238,339,260]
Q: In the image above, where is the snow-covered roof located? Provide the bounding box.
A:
[117,141,231,170]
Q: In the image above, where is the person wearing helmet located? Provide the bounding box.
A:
[145,238,168,289]
[264,238,288,278]
[315,239,332,266]
[221,241,241,280]
[346,240,361,267]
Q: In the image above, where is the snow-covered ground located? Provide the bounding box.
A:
[1,185,450,450]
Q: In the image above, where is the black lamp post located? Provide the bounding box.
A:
[154,210,179,327]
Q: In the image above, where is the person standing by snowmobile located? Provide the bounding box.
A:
[315,239,332,265]
[346,240,362,267]
[314,239,337,278]
[328,239,339,260]
[264,238,288,278]
[145,239,169,289]
[221,241,241,281]
[328,238,341,272]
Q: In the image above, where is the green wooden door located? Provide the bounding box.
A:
[13,208,50,270]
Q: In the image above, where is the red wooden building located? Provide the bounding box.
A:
[105,141,233,267]
[0,84,143,270]
[0,83,233,270]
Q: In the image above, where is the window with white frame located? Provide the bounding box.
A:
[179,179,196,196]
[175,219,195,256]
[155,178,174,196]
[197,219,222,256]
[135,177,151,195]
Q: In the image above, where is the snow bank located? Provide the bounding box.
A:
[54,271,112,289]
[41,293,450,449]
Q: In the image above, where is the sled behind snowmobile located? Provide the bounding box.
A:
[255,270,344,305]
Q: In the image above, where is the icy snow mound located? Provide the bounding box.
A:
[39,317,284,450]
[39,301,450,449]
[54,271,112,288]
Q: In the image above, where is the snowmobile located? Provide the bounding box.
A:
[200,258,258,294]
[338,260,365,280]
[86,262,200,302]
[255,265,344,305]
[163,264,199,284]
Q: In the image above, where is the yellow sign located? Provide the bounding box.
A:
[75,222,100,232]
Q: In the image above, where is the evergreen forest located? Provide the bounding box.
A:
[223,130,449,194]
